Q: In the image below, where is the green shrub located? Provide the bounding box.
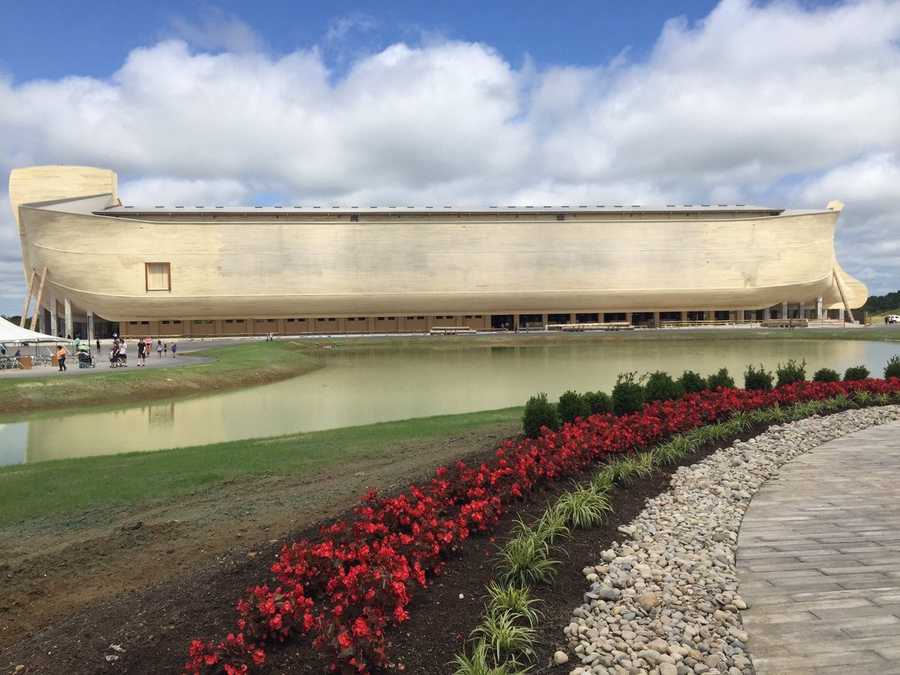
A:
[744,364,774,391]
[706,368,735,390]
[643,371,685,402]
[557,390,591,424]
[776,358,807,387]
[844,365,870,381]
[582,390,612,414]
[522,393,559,438]
[885,355,900,379]
[813,367,840,382]
[678,370,707,393]
[612,372,645,415]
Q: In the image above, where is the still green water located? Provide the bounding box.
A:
[2,338,898,465]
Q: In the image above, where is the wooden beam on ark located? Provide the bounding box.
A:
[30,267,48,332]
[20,269,37,327]
[833,268,856,324]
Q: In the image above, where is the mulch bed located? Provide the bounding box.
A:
[4,425,767,675]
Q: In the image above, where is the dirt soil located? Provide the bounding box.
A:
[2,423,762,675]
[0,422,517,673]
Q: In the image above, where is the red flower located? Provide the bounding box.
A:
[352,617,370,637]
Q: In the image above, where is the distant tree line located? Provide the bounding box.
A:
[863,290,900,314]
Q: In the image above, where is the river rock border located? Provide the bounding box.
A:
[563,405,900,675]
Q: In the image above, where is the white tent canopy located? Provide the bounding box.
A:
[0,316,71,344]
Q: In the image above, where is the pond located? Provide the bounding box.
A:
[1,338,898,465]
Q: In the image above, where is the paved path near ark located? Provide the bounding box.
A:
[737,421,900,674]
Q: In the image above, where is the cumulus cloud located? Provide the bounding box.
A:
[2,0,900,314]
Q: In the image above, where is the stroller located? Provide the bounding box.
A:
[110,344,128,367]
[77,346,95,368]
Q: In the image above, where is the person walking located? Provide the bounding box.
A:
[56,344,67,372]
[164,342,168,356]
[95,338,100,354]
[157,341,163,359]
[171,342,177,358]
[137,339,145,366]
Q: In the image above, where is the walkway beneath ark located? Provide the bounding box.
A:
[737,422,900,674]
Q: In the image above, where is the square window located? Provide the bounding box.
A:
[145,262,171,291]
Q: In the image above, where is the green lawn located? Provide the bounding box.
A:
[0,406,521,527]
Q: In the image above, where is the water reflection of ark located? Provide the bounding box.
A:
[0,422,27,466]
[0,402,176,466]
[147,401,175,427]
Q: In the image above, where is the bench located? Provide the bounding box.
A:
[429,326,477,335]
[760,319,809,328]
[546,322,634,332]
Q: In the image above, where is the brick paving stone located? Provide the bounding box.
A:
[737,422,900,674]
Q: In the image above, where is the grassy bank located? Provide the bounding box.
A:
[0,341,322,415]
[0,406,521,526]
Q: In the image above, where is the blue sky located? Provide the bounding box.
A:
[1,1,721,81]
[1,0,899,315]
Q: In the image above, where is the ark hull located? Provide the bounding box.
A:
[10,165,868,336]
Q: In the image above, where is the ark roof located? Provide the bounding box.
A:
[99,203,784,216]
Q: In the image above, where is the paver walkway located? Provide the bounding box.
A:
[737,421,900,674]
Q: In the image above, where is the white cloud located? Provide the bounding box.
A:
[325,13,378,45]
[2,0,900,314]
[168,7,264,53]
[118,177,252,206]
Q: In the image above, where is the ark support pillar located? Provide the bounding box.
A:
[64,298,73,339]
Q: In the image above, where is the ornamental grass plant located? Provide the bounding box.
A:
[552,485,612,529]
[485,582,542,628]
[471,610,536,666]
[452,640,522,675]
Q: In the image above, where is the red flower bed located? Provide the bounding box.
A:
[185,378,900,674]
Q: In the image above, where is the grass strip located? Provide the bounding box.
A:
[0,406,521,527]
